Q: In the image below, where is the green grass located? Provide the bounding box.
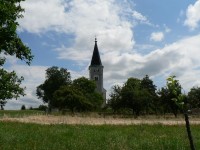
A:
[0,110,45,118]
[0,122,199,150]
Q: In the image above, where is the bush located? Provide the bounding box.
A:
[21,105,26,110]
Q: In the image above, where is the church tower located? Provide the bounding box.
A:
[89,38,106,103]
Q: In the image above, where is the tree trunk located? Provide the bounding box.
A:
[184,113,195,150]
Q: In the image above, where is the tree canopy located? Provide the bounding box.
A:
[72,77,103,109]
[36,66,71,108]
[188,87,200,109]
[0,0,33,64]
[158,76,183,117]
[108,75,157,117]
[0,0,33,109]
[36,67,103,112]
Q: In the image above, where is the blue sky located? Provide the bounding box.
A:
[4,0,200,109]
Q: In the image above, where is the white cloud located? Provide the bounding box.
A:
[102,34,200,93]
[19,0,134,62]
[184,0,200,30]
[132,11,147,22]
[150,32,164,42]
[132,10,153,26]
[18,0,68,33]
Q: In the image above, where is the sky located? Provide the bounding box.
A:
[4,0,200,109]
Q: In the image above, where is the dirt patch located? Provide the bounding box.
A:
[1,115,200,125]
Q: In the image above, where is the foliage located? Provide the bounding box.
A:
[108,85,122,113]
[0,0,33,63]
[108,76,157,117]
[53,86,92,112]
[38,105,48,111]
[0,0,33,109]
[121,78,145,116]
[73,77,96,93]
[188,87,200,109]
[21,104,26,110]
[53,77,103,112]
[141,75,159,114]
[0,68,25,109]
[72,77,103,109]
[36,66,71,108]
[166,76,195,150]
[166,76,186,111]
[158,76,183,117]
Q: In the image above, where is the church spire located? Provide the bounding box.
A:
[90,38,102,66]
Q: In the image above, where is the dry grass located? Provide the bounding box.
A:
[1,114,200,125]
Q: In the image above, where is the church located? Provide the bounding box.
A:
[89,38,106,105]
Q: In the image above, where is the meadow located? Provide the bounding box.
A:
[0,110,200,150]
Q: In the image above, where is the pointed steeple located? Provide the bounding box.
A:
[90,38,102,66]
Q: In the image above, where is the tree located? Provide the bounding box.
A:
[21,104,26,110]
[53,86,92,113]
[38,105,48,111]
[121,77,150,117]
[188,87,200,109]
[0,100,6,110]
[0,68,25,110]
[141,75,157,94]
[52,77,103,112]
[72,77,103,109]
[108,85,122,113]
[73,77,96,93]
[108,76,157,117]
[158,78,181,117]
[0,0,33,63]
[166,76,195,150]
[36,66,71,110]
[0,0,33,108]
[141,75,159,114]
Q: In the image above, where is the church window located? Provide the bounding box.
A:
[94,76,99,81]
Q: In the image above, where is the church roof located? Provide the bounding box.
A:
[90,38,102,66]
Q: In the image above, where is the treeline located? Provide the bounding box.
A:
[107,75,200,117]
[36,66,103,113]
[37,66,200,117]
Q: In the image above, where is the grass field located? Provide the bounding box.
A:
[0,110,45,118]
[0,122,199,150]
[0,110,200,149]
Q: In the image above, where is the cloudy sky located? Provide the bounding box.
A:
[5,0,200,109]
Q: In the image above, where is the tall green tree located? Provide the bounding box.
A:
[73,77,96,93]
[0,0,33,63]
[53,86,92,113]
[72,77,103,110]
[158,78,181,117]
[0,0,33,109]
[108,76,157,116]
[141,75,157,94]
[121,77,150,117]
[188,87,200,109]
[36,66,71,109]
[108,85,122,113]
[166,76,195,150]
[141,75,159,114]
[0,69,25,109]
